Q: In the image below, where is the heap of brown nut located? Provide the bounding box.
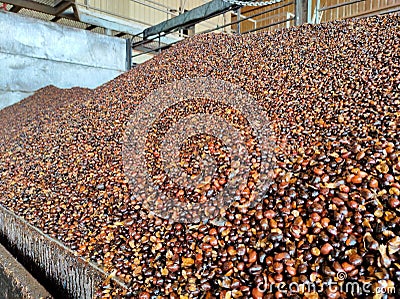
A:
[0,16,399,298]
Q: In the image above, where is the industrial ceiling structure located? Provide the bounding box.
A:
[1,0,399,65]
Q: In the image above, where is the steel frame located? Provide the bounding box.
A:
[2,0,399,65]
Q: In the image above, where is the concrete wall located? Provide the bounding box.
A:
[0,243,52,299]
[0,205,127,299]
[0,11,129,110]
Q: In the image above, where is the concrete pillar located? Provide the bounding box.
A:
[237,8,241,33]
[105,28,113,35]
[295,0,309,26]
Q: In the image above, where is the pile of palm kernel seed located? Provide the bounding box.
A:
[0,16,399,298]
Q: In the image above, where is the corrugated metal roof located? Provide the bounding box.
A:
[31,0,64,8]
[17,7,54,21]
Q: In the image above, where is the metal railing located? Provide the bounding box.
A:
[131,1,295,62]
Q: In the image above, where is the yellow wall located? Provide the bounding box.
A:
[234,0,399,34]
[318,0,400,23]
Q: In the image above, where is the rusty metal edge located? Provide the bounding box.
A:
[0,242,53,299]
[0,204,128,299]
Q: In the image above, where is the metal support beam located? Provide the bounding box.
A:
[237,7,241,33]
[143,0,240,39]
[243,16,296,34]
[85,24,96,30]
[115,32,126,37]
[313,0,320,24]
[133,13,296,61]
[307,0,312,23]
[295,0,308,25]
[1,0,74,15]
[319,0,364,12]
[125,39,132,70]
[51,16,61,22]
[9,5,21,12]
[200,1,294,34]
[77,7,143,36]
